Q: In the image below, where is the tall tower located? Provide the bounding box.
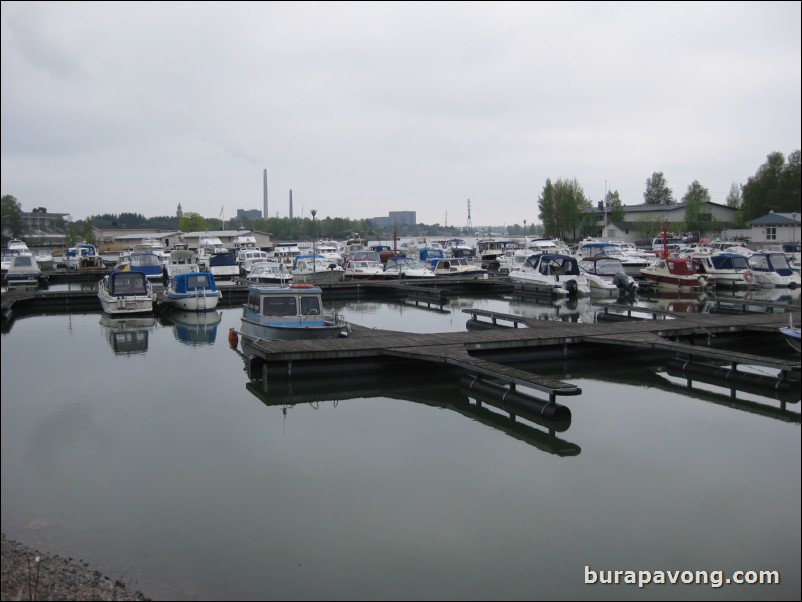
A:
[176,203,183,220]
[263,169,268,219]
[465,198,473,230]
[289,189,293,219]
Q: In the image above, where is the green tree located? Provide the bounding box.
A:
[682,180,711,236]
[1,194,25,239]
[741,150,801,221]
[179,212,208,232]
[605,189,625,225]
[537,179,558,238]
[643,172,675,205]
[726,182,741,208]
[538,178,590,241]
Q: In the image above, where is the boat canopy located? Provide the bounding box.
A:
[172,272,217,294]
[109,271,149,296]
[525,254,581,276]
[709,253,749,270]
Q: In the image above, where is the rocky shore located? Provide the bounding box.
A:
[1,533,150,601]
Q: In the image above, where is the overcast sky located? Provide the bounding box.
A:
[2,2,800,227]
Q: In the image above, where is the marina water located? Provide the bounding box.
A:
[1,290,800,600]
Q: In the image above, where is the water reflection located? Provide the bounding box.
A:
[243,369,581,457]
[159,309,222,346]
[98,314,155,355]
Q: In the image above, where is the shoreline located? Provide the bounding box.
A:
[1,533,150,601]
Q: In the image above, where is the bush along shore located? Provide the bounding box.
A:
[1,533,150,601]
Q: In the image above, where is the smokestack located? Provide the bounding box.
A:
[289,189,293,220]
[263,169,268,218]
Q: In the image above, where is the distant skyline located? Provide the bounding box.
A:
[2,2,800,227]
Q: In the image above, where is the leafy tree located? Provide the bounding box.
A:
[643,172,675,205]
[605,189,625,224]
[538,178,590,241]
[179,212,208,232]
[682,180,711,236]
[1,194,25,238]
[726,182,741,208]
[740,150,801,220]
[538,179,558,238]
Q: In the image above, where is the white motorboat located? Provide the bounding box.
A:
[97,271,154,316]
[508,253,591,297]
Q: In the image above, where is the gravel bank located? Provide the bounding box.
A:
[1,533,150,601]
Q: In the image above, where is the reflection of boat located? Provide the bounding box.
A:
[163,271,221,311]
[508,253,591,297]
[240,284,349,340]
[99,314,155,355]
[169,310,222,346]
[779,315,801,352]
[97,271,154,315]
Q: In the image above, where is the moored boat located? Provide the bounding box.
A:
[162,271,222,311]
[508,253,591,297]
[240,283,349,340]
[4,254,42,286]
[640,257,714,291]
[97,271,154,316]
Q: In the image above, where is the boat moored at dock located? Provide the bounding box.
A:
[97,271,154,316]
[239,283,349,340]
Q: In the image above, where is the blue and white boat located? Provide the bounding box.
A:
[747,252,801,288]
[163,271,222,311]
[240,284,349,340]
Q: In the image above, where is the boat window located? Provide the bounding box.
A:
[300,296,322,315]
[262,297,297,316]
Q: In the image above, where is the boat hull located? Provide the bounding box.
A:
[240,315,346,340]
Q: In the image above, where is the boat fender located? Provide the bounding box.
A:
[743,269,752,284]
[228,328,238,348]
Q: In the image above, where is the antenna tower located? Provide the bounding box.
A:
[466,198,473,229]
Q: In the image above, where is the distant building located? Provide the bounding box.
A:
[585,201,738,244]
[746,211,801,245]
[372,211,417,228]
[237,209,262,220]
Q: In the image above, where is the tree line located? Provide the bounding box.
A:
[3,149,798,246]
[538,150,800,241]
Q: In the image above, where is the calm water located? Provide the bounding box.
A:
[1,290,800,601]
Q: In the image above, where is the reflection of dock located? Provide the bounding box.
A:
[244,370,581,457]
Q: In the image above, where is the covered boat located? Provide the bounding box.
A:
[97,271,154,315]
[508,253,591,297]
[240,284,349,340]
[163,271,222,311]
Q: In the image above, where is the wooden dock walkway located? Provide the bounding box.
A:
[237,309,800,409]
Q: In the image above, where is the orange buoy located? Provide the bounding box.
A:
[228,328,238,348]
